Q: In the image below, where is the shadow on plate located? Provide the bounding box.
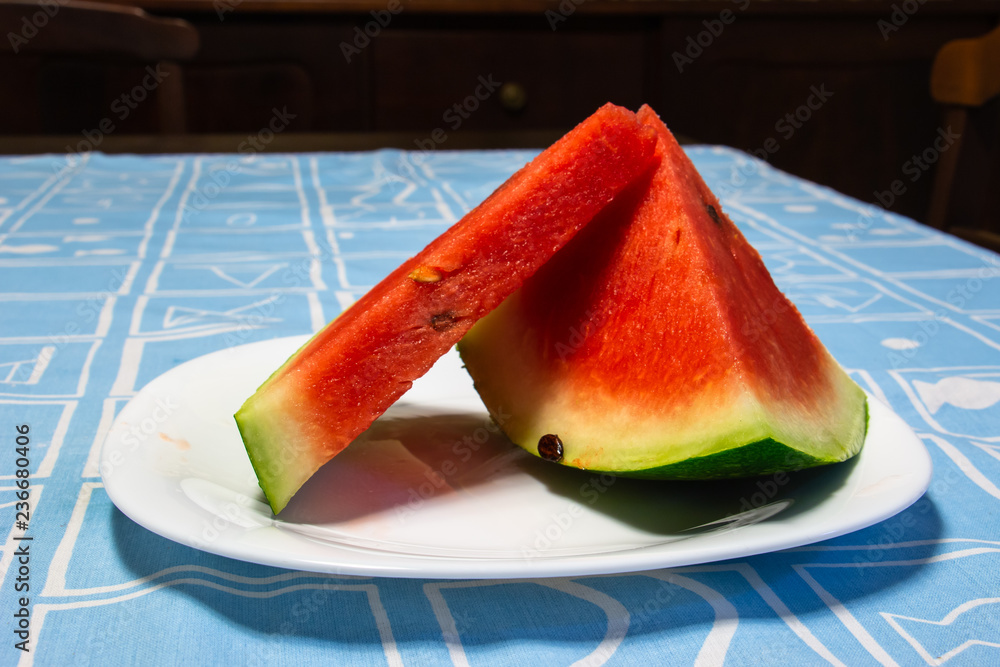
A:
[528,454,861,536]
[279,405,527,524]
[280,403,858,539]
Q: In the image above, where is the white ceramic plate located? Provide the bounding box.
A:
[102,335,932,579]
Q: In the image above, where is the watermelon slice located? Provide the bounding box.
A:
[235,103,658,513]
[457,105,867,478]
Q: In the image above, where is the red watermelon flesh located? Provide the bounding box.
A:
[457,105,867,477]
[236,103,658,513]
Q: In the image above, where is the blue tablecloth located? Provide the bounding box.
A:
[1,148,998,666]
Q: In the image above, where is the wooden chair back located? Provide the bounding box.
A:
[0,0,198,133]
[927,23,1000,251]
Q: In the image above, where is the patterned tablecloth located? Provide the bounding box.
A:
[0,147,998,666]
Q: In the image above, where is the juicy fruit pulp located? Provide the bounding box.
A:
[235,103,658,513]
[458,105,867,478]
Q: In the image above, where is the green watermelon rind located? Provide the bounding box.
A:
[465,351,870,480]
[583,399,868,479]
[235,334,324,507]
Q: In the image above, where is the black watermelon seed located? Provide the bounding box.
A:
[430,312,458,331]
[705,204,721,224]
[538,434,564,462]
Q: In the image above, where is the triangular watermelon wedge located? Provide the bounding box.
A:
[236,104,658,513]
[458,105,867,478]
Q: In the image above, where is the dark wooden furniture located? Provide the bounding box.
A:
[927,23,1000,251]
[1,0,997,237]
[0,0,198,133]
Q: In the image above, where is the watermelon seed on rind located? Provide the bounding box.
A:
[537,434,565,462]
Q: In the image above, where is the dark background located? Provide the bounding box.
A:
[1,0,998,239]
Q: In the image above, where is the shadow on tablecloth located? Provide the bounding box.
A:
[106,489,944,653]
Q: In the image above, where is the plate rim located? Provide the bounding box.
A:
[101,335,933,579]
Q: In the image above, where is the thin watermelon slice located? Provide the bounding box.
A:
[235,103,658,513]
[457,105,867,478]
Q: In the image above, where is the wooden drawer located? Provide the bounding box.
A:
[373,25,650,132]
[182,19,367,133]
